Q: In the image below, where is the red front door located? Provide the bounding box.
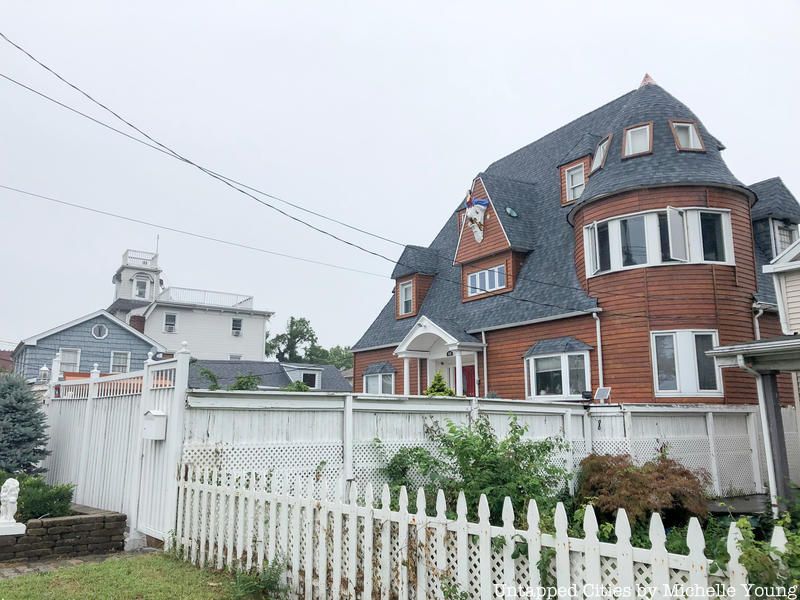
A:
[462,365,476,397]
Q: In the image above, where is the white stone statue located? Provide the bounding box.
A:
[0,478,20,523]
[0,478,24,535]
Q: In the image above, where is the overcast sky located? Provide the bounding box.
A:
[1,1,799,351]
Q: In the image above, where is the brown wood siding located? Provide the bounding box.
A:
[560,156,592,206]
[569,186,789,405]
[484,314,598,400]
[394,274,435,320]
[352,346,417,395]
[455,178,510,264]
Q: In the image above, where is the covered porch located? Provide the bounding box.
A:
[394,315,485,396]
[709,335,800,515]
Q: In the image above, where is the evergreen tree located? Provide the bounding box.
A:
[424,371,455,397]
[0,373,49,474]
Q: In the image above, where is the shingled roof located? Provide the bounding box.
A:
[750,177,800,222]
[353,82,755,351]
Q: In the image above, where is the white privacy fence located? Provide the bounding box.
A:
[175,467,788,599]
[41,347,189,543]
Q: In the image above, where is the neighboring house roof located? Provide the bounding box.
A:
[13,309,166,356]
[524,337,593,358]
[750,177,800,222]
[107,298,150,314]
[188,360,352,392]
[0,351,12,372]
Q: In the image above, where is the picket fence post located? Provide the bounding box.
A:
[526,500,541,592]
[398,486,410,600]
[554,502,571,598]
[318,476,329,600]
[455,491,469,591]
[415,488,428,600]
[478,495,492,600]
[583,505,601,588]
[501,497,516,598]
[649,513,670,599]
[434,490,447,598]
[163,344,191,550]
[125,352,154,550]
[615,509,634,592]
[725,522,747,598]
[379,484,391,600]
[362,482,375,600]
[687,518,708,589]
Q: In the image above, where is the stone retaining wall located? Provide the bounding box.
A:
[0,509,126,562]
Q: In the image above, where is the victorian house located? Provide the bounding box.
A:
[352,76,799,407]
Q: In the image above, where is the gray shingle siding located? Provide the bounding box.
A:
[14,314,157,379]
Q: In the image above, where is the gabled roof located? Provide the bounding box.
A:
[15,309,166,354]
[353,81,748,351]
[189,360,352,391]
[391,245,440,279]
[750,177,800,222]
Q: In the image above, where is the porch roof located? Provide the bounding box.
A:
[524,336,593,358]
[708,334,800,373]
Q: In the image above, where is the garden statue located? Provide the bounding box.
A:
[0,478,24,535]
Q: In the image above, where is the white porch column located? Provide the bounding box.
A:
[403,357,411,396]
[454,351,464,396]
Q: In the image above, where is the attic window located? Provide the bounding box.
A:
[398,281,413,316]
[671,121,704,151]
[591,136,611,172]
[565,164,585,201]
[623,123,652,157]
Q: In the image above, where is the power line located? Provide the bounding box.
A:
[0,39,753,322]
[0,184,386,279]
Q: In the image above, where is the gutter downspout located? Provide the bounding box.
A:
[753,306,765,341]
[593,312,605,395]
[738,354,779,517]
[481,331,489,397]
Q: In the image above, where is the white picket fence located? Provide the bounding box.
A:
[174,466,788,599]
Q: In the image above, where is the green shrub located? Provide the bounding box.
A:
[379,416,569,525]
[232,558,289,599]
[228,375,260,391]
[282,381,310,392]
[424,372,455,397]
[0,471,74,521]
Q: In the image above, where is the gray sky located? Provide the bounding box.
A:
[1,1,799,351]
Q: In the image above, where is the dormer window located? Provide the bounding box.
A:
[591,136,611,172]
[623,123,652,158]
[134,276,149,299]
[398,281,413,316]
[565,164,585,201]
[671,121,704,151]
[772,219,798,256]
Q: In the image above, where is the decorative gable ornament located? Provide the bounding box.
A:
[464,191,490,243]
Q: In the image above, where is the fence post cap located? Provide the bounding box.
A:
[177,341,190,354]
[90,364,101,378]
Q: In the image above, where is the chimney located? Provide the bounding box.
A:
[129,315,146,333]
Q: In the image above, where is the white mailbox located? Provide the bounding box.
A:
[142,410,167,440]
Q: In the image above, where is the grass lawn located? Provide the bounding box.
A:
[0,553,237,600]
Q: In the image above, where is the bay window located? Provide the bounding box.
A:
[651,330,721,396]
[584,207,733,277]
[527,352,589,399]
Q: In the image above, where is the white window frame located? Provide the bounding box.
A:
[163,312,178,333]
[467,264,507,297]
[591,136,611,172]
[109,351,131,374]
[301,371,320,389]
[623,123,652,157]
[133,277,150,299]
[59,348,81,373]
[650,329,722,397]
[398,281,414,316]
[583,207,734,278]
[771,218,798,257]
[231,318,243,336]
[671,121,704,151]
[364,373,394,395]
[526,351,590,400]
[91,323,109,340]
[565,164,585,202]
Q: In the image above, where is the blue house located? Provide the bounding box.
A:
[12,309,165,380]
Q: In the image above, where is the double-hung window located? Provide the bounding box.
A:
[772,219,798,256]
[467,264,507,297]
[134,277,149,299]
[364,373,394,395]
[59,348,80,373]
[231,318,243,336]
[527,352,589,399]
[398,281,413,316]
[163,313,177,333]
[671,121,704,151]
[565,164,585,202]
[623,123,652,157]
[110,351,130,374]
[651,330,721,396]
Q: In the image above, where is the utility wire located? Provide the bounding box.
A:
[0,184,387,278]
[0,38,750,322]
